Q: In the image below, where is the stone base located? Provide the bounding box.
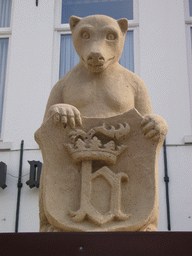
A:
[1,232,192,255]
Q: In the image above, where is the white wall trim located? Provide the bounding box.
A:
[55,22,139,32]
[0,0,13,140]
[184,0,191,19]
[185,19,192,24]
[184,135,192,144]
[0,141,12,150]
[0,34,12,141]
[184,0,192,136]
[0,28,12,36]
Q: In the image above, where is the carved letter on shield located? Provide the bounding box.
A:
[35,109,165,232]
[66,122,131,226]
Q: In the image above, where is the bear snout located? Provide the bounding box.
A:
[87,52,105,66]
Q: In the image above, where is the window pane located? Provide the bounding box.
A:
[61,0,133,24]
[119,31,134,72]
[0,0,12,27]
[191,27,192,54]
[59,34,80,78]
[190,0,192,16]
[0,38,9,135]
[59,31,134,78]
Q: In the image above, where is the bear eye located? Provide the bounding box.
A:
[107,33,116,40]
[81,31,90,39]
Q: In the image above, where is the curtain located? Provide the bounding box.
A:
[59,31,134,78]
[119,31,134,72]
[0,38,9,135]
[59,35,80,78]
[0,0,12,27]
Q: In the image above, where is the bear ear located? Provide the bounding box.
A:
[69,15,82,31]
[117,18,128,34]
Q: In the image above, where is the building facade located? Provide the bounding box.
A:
[0,0,192,232]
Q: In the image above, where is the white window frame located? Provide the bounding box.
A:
[0,1,13,142]
[52,0,140,86]
[184,0,192,143]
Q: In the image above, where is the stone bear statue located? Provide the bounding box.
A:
[38,15,168,232]
[44,15,167,141]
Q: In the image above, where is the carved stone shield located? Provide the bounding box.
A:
[35,109,162,231]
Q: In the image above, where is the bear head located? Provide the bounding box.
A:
[69,15,128,73]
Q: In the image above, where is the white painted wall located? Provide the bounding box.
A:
[158,146,192,231]
[139,0,192,231]
[139,0,192,145]
[0,0,192,232]
[0,150,41,232]
[2,0,55,150]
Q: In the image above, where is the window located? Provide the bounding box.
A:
[0,0,12,137]
[184,0,192,142]
[189,0,192,16]
[61,0,133,23]
[53,0,139,84]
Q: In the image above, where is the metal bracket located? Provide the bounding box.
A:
[26,161,42,188]
[0,162,7,189]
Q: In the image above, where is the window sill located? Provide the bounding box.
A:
[0,27,12,36]
[184,135,192,144]
[0,141,12,150]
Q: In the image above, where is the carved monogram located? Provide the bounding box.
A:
[65,122,131,226]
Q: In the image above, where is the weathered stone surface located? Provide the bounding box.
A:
[35,109,165,231]
[35,15,168,232]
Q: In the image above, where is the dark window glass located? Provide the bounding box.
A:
[61,0,133,24]
[191,27,192,50]
[0,38,9,135]
[0,0,12,27]
[189,0,192,16]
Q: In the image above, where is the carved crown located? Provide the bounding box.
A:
[65,122,130,164]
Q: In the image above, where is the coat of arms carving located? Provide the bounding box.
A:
[35,109,166,232]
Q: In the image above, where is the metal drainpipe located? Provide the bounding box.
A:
[15,140,24,233]
[163,139,171,231]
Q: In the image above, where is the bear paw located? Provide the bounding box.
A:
[141,114,168,141]
[47,103,82,129]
